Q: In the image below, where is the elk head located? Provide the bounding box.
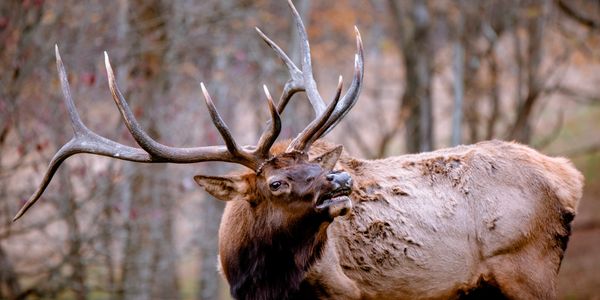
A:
[11,0,363,223]
[194,146,353,222]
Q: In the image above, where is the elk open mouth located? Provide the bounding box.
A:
[315,187,352,210]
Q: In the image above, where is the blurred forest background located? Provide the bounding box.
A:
[1,0,599,299]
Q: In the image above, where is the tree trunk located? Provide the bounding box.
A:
[451,8,465,146]
[197,195,225,300]
[388,0,434,153]
[508,0,546,143]
[118,0,179,298]
[0,244,21,300]
[58,171,87,300]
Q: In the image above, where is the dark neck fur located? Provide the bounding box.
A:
[224,212,330,300]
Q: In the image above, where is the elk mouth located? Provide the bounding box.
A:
[315,187,352,212]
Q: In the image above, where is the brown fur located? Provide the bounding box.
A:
[213,140,583,300]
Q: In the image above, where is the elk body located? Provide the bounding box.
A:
[14,1,583,300]
[215,139,582,299]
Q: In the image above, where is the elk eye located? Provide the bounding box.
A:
[269,181,282,191]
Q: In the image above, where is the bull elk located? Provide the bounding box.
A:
[13,1,583,299]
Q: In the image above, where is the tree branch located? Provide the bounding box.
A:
[556,0,600,29]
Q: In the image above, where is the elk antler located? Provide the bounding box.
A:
[14,0,363,221]
[256,0,364,152]
[12,47,280,222]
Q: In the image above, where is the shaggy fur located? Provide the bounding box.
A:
[215,140,583,300]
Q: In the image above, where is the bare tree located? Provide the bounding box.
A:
[388,0,435,153]
[508,0,548,143]
[117,0,180,299]
[451,2,465,146]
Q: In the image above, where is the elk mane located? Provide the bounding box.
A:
[222,199,331,299]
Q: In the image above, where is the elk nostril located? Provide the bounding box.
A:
[326,174,335,181]
[345,177,353,188]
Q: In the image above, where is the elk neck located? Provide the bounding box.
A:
[221,201,332,300]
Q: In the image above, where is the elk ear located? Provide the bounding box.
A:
[311,145,343,171]
[193,174,254,202]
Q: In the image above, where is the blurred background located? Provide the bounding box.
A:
[1,0,599,299]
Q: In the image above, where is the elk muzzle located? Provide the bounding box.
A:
[326,171,353,190]
[316,171,353,218]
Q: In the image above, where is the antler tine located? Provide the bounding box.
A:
[287,0,327,116]
[303,75,342,151]
[287,75,343,152]
[199,84,259,168]
[199,83,242,156]
[254,27,300,80]
[255,27,303,113]
[255,84,282,158]
[104,53,159,156]
[56,45,87,136]
[316,27,364,139]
